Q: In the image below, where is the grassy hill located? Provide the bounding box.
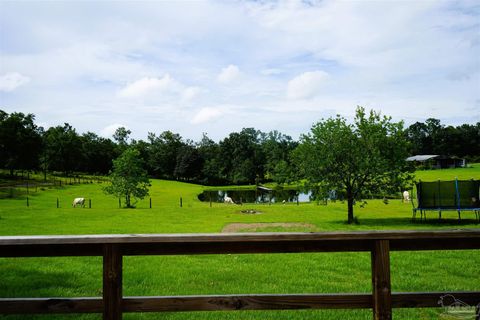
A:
[0,166,479,319]
[414,163,480,181]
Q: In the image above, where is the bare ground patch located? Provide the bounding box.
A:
[221,222,317,233]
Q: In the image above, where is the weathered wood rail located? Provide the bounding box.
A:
[1,230,480,320]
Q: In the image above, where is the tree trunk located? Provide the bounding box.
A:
[347,189,355,224]
[125,193,130,208]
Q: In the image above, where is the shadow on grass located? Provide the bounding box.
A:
[331,217,479,228]
[0,267,82,297]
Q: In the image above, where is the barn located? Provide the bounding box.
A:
[406,155,466,169]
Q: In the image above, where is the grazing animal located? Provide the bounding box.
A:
[224,196,235,204]
[403,190,410,202]
[72,197,85,207]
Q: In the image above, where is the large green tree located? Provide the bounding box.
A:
[0,110,43,175]
[261,130,298,183]
[104,148,150,208]
[42,123,81,176]
[147,131,184,178]
[295,107,413,224]
[79,132,117,174]
[219,128,265,184]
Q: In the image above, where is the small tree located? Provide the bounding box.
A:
[104,148,150,208]
[294,107,413,224]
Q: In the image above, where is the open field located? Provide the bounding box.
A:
[414,163,480,181]
[0,165,479,319]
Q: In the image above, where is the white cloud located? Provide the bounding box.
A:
[217,64,240,83]
[287,70,329,99]
[118,74,180,98]
[100,123,129,138]
[0,1,477,140]
[190,107,224,124]
[0,72,30,92]
[181,86,201,103]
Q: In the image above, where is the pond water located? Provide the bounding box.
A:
[198,188,316,204]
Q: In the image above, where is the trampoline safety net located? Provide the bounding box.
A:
[416,180,480,209]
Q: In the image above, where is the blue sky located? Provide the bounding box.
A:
[0,0,479,141]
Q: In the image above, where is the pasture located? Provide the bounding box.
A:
[0,165,479,319]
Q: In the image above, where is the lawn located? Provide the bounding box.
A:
[0,166,479,319]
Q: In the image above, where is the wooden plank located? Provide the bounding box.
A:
[1,230,479,258]
[103,244,122,320]
[0,244,102,257]
[390,238,480,251]
[1,229,479,246]
[391,291,480,308]
[1,237,477,258]
[122,294,373,312]
[2,292,479,314]
[0,298,102,314]
[372,240,392,320]
[120,240,373,255]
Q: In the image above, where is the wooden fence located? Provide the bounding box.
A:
[1,230,479,320]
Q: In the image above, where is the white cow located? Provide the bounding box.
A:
[224,196,235,204]
[72,197,85,207]
[403,191,410,203]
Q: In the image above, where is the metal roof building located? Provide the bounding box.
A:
[406,155,466,169]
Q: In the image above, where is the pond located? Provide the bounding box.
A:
[198,188,319,204]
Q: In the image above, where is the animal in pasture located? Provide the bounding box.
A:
[72,197,85,207]
[403,190,410,202]
[224,196,235,204]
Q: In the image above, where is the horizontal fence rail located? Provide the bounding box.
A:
[1,230,480,320]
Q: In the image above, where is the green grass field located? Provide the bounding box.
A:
[0,165,479,319]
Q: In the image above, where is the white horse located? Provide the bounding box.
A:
[403,191,410,202]
[72,197,85,207]
[224,196,235,204]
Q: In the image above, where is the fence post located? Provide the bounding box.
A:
[57,198,59,208]
[371,239,392,320]
[89,199,92,209]
[26,196,29,207]
[118,199,121,208]
[103,244,122,320]
[180,197,183,208]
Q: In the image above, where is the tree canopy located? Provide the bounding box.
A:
[103,148,150,208]
[294,107,414,223]
[1,108,478,188]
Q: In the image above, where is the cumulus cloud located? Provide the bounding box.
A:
[118,74,180,98]
[190,107,224,124]
[287,70,329,99]
[100,123,129,138]
[0,1,477,140]
[0,72,30,92]
[217,64,240,83]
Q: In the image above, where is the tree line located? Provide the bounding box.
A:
[1,109,479,186]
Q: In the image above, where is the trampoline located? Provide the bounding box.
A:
[412,179,480,222]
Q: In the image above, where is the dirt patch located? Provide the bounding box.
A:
[221,222,317,233]
[240,209,262,214]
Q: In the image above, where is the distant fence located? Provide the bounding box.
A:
[0,230,479,320]
[0,174,108,199]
